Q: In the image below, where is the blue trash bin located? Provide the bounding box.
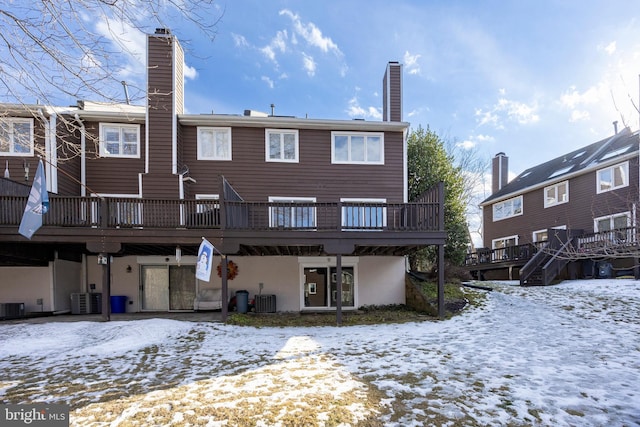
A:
[110,295,127,313]
[236,290,249,313]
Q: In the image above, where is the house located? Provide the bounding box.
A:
[468,124,640,284]
[0,29,446,321]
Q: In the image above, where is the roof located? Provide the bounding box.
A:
[481,127,640,205]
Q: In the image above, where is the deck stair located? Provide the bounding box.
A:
[520,229,574,286]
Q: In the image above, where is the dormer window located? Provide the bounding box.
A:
[596,161,628,193]
[544,181,568,208]
[0,118,34,156]
[99,123,140,158]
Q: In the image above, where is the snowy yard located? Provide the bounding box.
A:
[0,279,639,426]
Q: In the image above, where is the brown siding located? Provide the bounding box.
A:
[83,121,146,195]
[180,126,405,203]
[147,34,181,176]
[143,33,182,198]
[483,157,640,246]
[55,117,81,195]
[383,62,402,122]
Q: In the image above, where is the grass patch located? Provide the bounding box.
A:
[227,305,431,327]
[226,276,487,327]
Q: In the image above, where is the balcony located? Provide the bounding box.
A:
[0,181,446,258]
[0,197,442,232]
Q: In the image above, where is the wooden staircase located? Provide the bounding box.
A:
[520,229,575,286]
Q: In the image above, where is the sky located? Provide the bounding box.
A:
[1,279,639,425]
[4,0,640,182]
[157,0,640,183]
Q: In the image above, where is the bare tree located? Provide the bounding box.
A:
[0,0,221,160]
[444,138,490,252]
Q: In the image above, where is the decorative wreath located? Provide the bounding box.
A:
[217,260,239,281]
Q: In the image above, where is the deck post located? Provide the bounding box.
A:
[101,253,111,321]
[336,254,342,326]
[438,243,445,319]
[221,256,228,322]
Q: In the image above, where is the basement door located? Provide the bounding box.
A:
[141,265,196,311]
[303,266,355,308]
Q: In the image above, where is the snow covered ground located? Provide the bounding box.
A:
[0,279,639,426]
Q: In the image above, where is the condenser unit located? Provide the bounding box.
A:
[254,294,276,313]
[0,303,25,320]
[71,293,102,314]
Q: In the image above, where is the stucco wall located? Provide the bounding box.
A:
[86,255,407,312]
[53,259,82,312]
[0,265,52,312]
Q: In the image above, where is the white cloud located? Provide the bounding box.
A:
[279,9,342,56]
[497,98,539,124]
[346,96,382,120]
[457,133,494,150]
[603,41,617,55]
[232,33,249,48]
[302,52,316,77]
[475,134,495,143]
[261,76,274,89]
[94,17,146,81]
[183,63,198,80]
[475,108,502,129]
[403,51,421,75]
[458,139,476,150]
[475,93,539,128]
[261,30,288,64]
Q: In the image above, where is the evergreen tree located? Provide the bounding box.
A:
[407,126,469,269]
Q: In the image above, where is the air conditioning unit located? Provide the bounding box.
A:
[71,293,90,314]
[71,293,102,314]
[255,294,276,313]
[0,303,25,320]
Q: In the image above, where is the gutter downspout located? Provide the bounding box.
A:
[36,108,57,192]
[74,114,87,196]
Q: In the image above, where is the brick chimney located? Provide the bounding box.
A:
[492,152,508,193]
[383,62,402,122]
[143,28,184,197]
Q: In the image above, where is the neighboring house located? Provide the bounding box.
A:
[470,126,640,284]
[0,29,446,320]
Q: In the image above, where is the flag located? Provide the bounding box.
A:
[18,160,49,239]
[196,238,214,282]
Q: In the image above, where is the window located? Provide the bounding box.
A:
[544,181,569,208]
[492,196,523,221]
[332,132,384,164]
[533,225,565,243]
[99,123,140,158]
[594,212,630,232]
[0,118,34,156]
[195,194,220,214]
[266,129,298,162]
[341,198,386,230]
[532,229,548,243]
[269,197,316,228]
[594,212,632,244]
[597,161,628,193]
[198,127,231,160]
[492,235,518,260]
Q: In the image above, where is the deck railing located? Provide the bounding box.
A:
[0,196,443,232]
[466,226,640,267]
[464,242,544,266]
